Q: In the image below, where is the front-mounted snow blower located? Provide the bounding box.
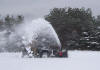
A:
[21,43,68,58]
[20,18,68,58]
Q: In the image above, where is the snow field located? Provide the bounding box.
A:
[0,51,100,70]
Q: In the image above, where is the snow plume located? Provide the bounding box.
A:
[0,18,61,52]
[15,18,61,48]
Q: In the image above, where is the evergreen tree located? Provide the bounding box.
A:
[45,7,95,50]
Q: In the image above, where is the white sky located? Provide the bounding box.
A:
[0,0,100,19]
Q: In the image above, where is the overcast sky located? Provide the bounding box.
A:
[0,0,100,20]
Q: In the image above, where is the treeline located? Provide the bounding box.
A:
[0,15,24,52]
[45,7,100,51]
[0,15,24,31]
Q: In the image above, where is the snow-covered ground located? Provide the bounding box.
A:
[0,51,100,70]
